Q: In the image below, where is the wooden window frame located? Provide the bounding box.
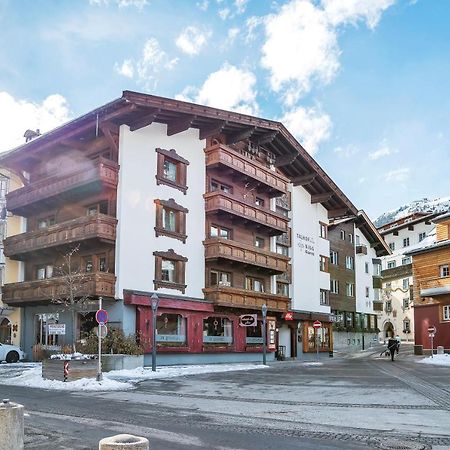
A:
[209,223,232,240]
[156,148,189,194]
[210,269,232,287]
[276,281,289,297]
[210,178,232,194]
[154,198,188,243]
[154,249,188,293]
[245,276,265,293]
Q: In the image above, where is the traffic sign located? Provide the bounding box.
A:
[96,309,108,324]
[313,320,322,329]
[427,326,436,334]
[285,312,294,321]
[239,314,257,327]
[95,324,108,339]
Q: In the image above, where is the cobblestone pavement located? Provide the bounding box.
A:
[1,350,449,449]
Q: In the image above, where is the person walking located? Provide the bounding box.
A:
[388,337,399,361]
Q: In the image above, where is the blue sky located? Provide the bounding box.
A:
[0,0,449,220]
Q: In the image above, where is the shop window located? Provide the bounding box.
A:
[203,317,233,344]
[79,312,96,340]
[210,224,231,240]
[86,201,108,216]
[246,321,263,344]
[307,325,330,351]
[156,148,189,194]
[156,314,187,345]
[36,264,53,280]
[37,216,56,229]
[35,313,60,348]
[155,198,188,242]
[277,282,289,297]
[0,318,11,344]
[210,179,232,194]
[245,276,265,293]
[154,249,187,293]
[210,270,231,287]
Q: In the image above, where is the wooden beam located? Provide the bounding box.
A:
[167,115,196,136]
[60,139,89,151]
[274,153,298,167]
[311,192,333,204]
[254,131,278,145]
[226,127,256,144]
[129,108,160,132]
[291,173,316,186]
[328,208,350,219]
[199,121,227,140]
[100,122,119,155]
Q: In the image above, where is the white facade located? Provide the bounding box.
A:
[115,122,206,300]
[354,228,379,315]
[378,216,435,341]
[290,186,330,313]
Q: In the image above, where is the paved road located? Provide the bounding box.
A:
[1,350,449,450]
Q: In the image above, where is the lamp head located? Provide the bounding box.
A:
[151,293,159,311]
[261,304,268,317]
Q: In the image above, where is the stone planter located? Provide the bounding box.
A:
[101,354,144,372]
[42,358,97,381]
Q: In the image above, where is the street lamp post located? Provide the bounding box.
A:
[151,293,159,372]
[262,304,268,365]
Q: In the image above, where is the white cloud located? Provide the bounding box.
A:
[334,144,359,158]
[222,27,240,48]
[322,0,395,29]
[219,8,231,19]
[197,0,209,10]
[280,106,332,155]
[175,26,211,56]
[383,167,410,183]
[261,0,395,105]
[114,59,134,78]
[89,0,148,8]
[369,143,392,160]
[235,0,249,14]
[245,16,264,43]
[176,64,258,115]
[115,38,178,89]
[0,92,71,152]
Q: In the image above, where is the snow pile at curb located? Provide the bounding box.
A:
[417,354,450,367]
[0,362,268,391]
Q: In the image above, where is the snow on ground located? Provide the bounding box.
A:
[0,362,268,391]
[417,354,450,367]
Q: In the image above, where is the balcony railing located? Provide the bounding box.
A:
[276,264,292,283]
[205,143,288,196]
[4,214,117,259]
[6,158,119,215]
[275,192,291,210]
[276,229,291,247]
[2,272,116,306]
[356,244,367,255]
[372,275,382,289]
[204,191,289,235]
[203,285,290,312]
[204,238,289,274]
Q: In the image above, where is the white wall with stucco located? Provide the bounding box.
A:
[290,187,330,313]
[115,122,206,300]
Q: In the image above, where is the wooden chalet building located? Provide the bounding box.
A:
[0,91,357,363]
[407,213,450,353]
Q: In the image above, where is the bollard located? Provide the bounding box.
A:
[0,399,24,450]
[437,346,444,355]
[99,434,149,450]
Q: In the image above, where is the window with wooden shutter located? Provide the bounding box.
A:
[153,249,188,293]
[154,198,188,242]
[155,148,189,194]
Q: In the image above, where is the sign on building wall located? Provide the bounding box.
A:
[296,233,315,256]
[47,324,66,335]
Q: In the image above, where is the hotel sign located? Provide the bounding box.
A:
[296,233,315,256]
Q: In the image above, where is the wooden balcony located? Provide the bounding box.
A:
[276,228,291,247]
[372,275,382,289]
[373,301,383,312]
[356,244,367,255]
[204,191,289,235]
[276,264,292,284]
[1,272,116,306]
[6,157,119,216]
[204,238,289,274]
[203,286,290,312]
[4,214,117,260]
[205,143,288,196]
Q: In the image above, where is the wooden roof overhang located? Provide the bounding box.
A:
[355,210,391,257]
[0,91,357,219]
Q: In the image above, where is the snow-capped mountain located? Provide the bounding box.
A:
[374,197,450,228]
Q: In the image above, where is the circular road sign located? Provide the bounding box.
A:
[95,324,108,339]
[313,320,322,329]
[95,309,108,324]
[427,326,436,334]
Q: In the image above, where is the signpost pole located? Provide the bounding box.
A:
[97,296,103,382]
[313,320,322,362]
[151,293,160,372]
[427,326,436,359]
[431,334,434,359]
[262,304,267,366]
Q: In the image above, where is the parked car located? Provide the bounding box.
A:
[0,343,25,363]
